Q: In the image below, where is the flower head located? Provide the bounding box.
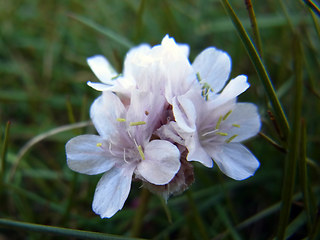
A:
[66,35,261,218]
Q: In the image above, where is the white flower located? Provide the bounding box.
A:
[87,35,199,104]
[66,35,261,218]
[66,91,180,218]
[165,47,261,180]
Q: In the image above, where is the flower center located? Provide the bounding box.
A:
[117,117,147,161]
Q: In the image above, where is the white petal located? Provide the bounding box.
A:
[137,140,181,185]
[222,103,261,142]
[87,82,112,91]
[92,165,135,218]
[87,55,117,84]
[208,143,260,180]
[172,96,196,133]
[210,75,250,108]
[192,47,231,93]
[186,133,213,168]
[90,92,125,138]
[123,44,152,78]
[66,135,115,175]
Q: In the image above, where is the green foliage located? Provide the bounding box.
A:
[0,0,319,239]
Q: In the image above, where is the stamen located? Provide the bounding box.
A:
[226,134,238,143]
[216,132,228,136]
[123,149,128,163]
[129,121,146,126]
[96,143,102,147]
[232,124,240,128]
[137,145,145,160]
[215,116,223,129]
[117,118,126,122]
[196,72,202,82]
[202,129,218,137]
[223,110,232,120]
[145,111,149,116]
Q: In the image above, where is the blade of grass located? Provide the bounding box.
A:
[0,121,11,186]
[285,210,307,239]
[214,204,242,240]
[298,120,314,234]
[244,0,263,58]
[220,0,290,141]
[215,187,320,239]
[186,190,209,240]
[0,218,145,240]
[277,35,303,240]
[9,121,91,181]
[303,0,320,17]
[130,188,150,237]
[69,14,134,49]
[279,0,295,32]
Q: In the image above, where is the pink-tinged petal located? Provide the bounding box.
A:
[208,143,260,180]
[87,55,117,84]
[92,164,135,218]
[222,103,261,142]
[185,133,213,168]
[156,122,185,145]
[137,140,181,185]
[210,75,249,108]
[90,92,125,138]
[126,90,166,144]
[192,47,231,93]
[66,135,115,175]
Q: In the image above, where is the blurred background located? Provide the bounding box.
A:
[0,0,319,239]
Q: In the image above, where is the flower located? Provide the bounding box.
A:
[66,90,180,218]
[66,35,261,218]
[87,35,199,104]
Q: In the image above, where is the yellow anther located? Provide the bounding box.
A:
[117,118,126,122]
[225,134,238,143]
[232,124,240,128]
[196,72,202,82]
[216,132,228,136]
[215,116,223,129]
[223,110,232,120]
[137,145,145,160]
[129,121,146,126]
[96,143,102,147]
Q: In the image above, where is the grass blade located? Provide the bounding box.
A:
[9,121,91,181]
[0,121,11,185]
[277,35,303,240]
[69,14,134,49]
[220,0,290,140]
[0,218,145,240]
[244,0,263,58]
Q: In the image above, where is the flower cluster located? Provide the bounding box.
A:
[65,35,261,218]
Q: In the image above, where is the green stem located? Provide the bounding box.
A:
[220,0,290,140]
